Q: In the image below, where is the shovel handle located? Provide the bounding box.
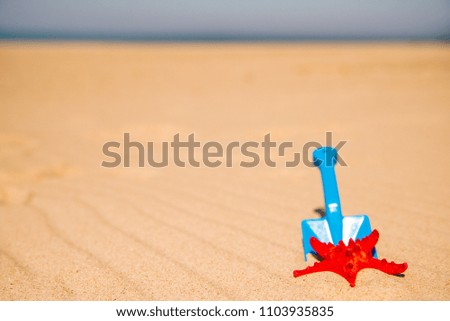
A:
[313,147,343,219]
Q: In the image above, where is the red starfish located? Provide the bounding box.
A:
[293,229,408,287]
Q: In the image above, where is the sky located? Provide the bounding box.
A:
[0,0,449,40]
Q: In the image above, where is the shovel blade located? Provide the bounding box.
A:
[301,214,376,260]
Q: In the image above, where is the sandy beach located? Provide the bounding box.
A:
[0,42,449,300]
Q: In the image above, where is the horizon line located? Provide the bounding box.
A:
[1,31,449,43]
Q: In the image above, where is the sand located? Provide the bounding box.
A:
[0,42,449,300]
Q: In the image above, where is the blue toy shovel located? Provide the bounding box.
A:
[301,146,377,260]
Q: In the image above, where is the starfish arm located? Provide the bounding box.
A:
[310,237,334,258]
[359,229,379,253]
[293,261,330,278]
[342,273,357,288]
[367,258,408,275]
